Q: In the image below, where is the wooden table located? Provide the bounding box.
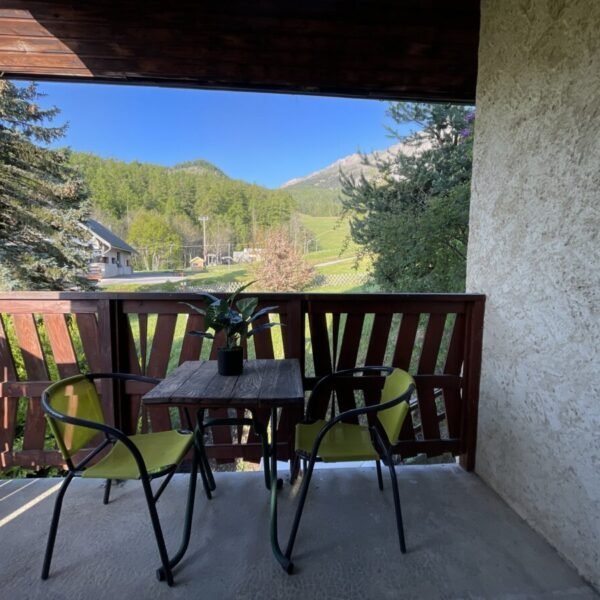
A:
[142,358,304,572]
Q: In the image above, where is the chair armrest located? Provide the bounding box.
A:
[88,373,162,385]
[305,366,394,421]
[305,378,415,460]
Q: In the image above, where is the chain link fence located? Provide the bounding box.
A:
[185,272,370,294]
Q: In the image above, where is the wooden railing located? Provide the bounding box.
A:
[0,292,484,472]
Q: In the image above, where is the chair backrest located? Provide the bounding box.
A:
[43,375,105,461]
[377,368,415,445]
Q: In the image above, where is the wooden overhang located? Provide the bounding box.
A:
[0,1,479,103]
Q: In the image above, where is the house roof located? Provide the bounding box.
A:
[0,1,479,103]
[85,220,136,254]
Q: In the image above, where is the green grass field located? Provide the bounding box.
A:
[300,214,358,265]
[102,213,372,294]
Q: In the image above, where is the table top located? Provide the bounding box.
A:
[142,358,304,408]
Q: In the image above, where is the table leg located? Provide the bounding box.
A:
[269,406,293,573]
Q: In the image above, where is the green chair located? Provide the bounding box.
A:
[284,366,415,571]
[41,373,200,586]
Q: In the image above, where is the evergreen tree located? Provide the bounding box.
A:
[0,81,92,290]
[341,103,474,292]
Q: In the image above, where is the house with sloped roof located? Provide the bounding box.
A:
[83,219,136,278]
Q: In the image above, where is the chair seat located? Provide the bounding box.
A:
[82,430,193,480]
[295,420,378,462]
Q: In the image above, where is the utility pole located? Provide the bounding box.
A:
[198,216,209,262]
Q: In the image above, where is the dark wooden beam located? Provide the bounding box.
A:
[0,0,479,102]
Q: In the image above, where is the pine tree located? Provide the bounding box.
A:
[0,81,92,290]
[341,103,473,292]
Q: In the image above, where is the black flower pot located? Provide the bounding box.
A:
[217,346,244,376]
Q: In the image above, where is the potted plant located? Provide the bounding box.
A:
[182,281,282,376]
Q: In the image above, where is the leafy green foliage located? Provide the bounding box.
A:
[0,81,93,290]
[71,152,297,258]
[183,281,281,349]
[341,103,473,292]
[127,210,183,270]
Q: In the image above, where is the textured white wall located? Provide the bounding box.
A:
[467,0,600,589]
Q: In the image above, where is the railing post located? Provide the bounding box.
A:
[97,296,133,432]
[0,316,18,466]
[282,296,305,470]
[459,297,485,471]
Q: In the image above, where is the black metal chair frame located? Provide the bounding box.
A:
[194,408,273,499]
[284,366,416,573]
[41,372,201,587]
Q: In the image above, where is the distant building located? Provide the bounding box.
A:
[189,256,206,271]
[232,248,263,263]
[84,220,136,279]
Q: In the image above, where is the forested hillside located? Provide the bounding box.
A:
[71,152,296,269]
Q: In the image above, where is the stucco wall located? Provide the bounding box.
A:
[467,0,600,589]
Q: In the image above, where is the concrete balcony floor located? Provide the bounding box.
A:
[0,464,596,599]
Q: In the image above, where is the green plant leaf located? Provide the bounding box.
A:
[247,322,283,337]
[192,291,221,305]
[179,301,206,316]
[236,296,259,319]
[189,330,215,339]
[248,305,279,323]
[227,280,256,307]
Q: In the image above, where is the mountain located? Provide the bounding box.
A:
[280,141,420,216]
[171,158,227,178]
[280,141,418,191]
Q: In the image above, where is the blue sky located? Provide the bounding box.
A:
[35,82,409,188]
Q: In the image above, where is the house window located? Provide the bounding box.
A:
[101,256,108,264]
[126,259,130,267]
[111,257,116,264]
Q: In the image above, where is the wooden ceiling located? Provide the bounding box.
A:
[0,1,479,102]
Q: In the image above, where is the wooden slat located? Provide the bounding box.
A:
[415,314,447,440]
[0,315,18,459]
[393,314,420,441]
[443,314,466,439]
[138,313,148,373]
[392,313,420,370]
[245,315,273,436]
[281,298,303,360]
[418,313,447,373]
[75,313,102,372]
[335,313,365,419]
[252,315,275,360]
[307,310,332,376]
[365,313,392,365]
[43,314,79,378]
[11,314,48,452]
[178,313,204,364]
[0,314,17,381]
[145,314,177,431]
[11,314,50,380]
[123,316,142,376]
[0,299,98,314]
